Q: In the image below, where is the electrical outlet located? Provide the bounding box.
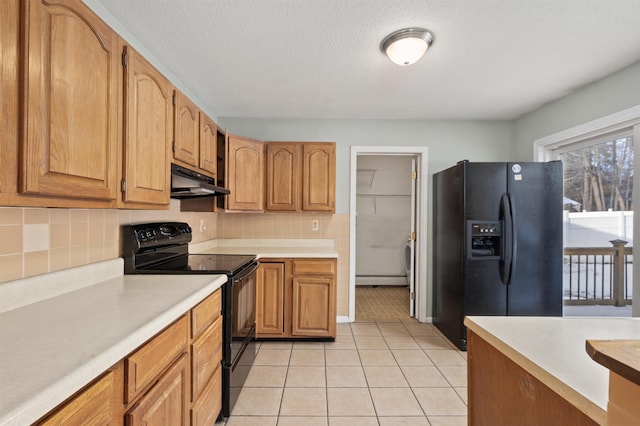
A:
[200,219,206,233]
[312,219,319,231]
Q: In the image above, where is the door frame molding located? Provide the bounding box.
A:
[347,146,429,323]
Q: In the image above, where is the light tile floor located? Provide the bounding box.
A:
[222,319,468,425]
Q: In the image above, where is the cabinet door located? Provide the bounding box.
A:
[291,275,336,337]
[256,262,286,336]
[1,0,19,199]
[226,135,264,211]
[121,46,172,206]
[126,354,189,426]
[199,114,217,176]
[265,143,300,211]
[173,90,199,168]
[302,143,336,212]
[22,0,119,201]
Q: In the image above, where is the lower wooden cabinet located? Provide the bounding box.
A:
[257,258,336,339]
[256,261,286,336]
[190,290,222,423]
[125,316,188,403]
[35,289,223,425]
[126,354,190,426]
[37,365,124,426]
[191,364,222,426]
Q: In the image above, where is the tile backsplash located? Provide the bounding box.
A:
[0,203,350,315]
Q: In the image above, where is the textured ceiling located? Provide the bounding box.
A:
[93,0,640,120]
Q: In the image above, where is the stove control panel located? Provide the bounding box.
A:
[123,222,193,251]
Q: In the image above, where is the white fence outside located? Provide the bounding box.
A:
[563,210,633,247]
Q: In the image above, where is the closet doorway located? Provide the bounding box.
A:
[349,146,429,323]
[355,155,415,320]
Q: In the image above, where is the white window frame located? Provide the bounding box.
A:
[533,104,640,317]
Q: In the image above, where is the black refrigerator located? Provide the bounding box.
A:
[432,160,563,350]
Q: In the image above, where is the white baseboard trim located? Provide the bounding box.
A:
[338,315,433,324]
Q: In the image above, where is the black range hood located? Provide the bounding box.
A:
[170,163,230,199]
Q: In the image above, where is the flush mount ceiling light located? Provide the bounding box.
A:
[380,27,434,66]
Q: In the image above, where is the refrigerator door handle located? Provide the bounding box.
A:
[499,193,516,285]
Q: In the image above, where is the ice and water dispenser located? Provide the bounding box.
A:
[467,220,502,260]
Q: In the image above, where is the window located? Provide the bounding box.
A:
[534,106,640,316]
[557,134,633,212]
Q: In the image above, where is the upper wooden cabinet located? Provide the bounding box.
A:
[173,90,200,169]
[199,114,218,176]
[265,143,300,212]
[1,0,19,202]
[225,135,264,211]
[121,45,172,207]
[265,142,336,213]
[173,90,217,178]
[302,143,336,212]
[20,0,120,202]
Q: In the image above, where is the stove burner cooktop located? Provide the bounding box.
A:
[142,254,256,275]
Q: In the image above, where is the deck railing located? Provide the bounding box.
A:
[563,240,632,306]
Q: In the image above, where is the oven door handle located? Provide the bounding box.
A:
[232,261,258,283]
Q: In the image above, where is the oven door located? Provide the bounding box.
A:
[230,261,258,364]
[223,261,258,417]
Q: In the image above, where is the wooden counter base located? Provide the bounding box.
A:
[468,330,598,425]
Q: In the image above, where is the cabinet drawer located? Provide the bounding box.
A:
[38,371,115,425]
[126,316,188,403]
[191,364,222,426]
[191,315,222,401]
[292,259,336,276]
[191,289,221,339]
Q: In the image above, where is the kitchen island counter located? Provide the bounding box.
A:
[464,316,640,425]
[0,259,226,426]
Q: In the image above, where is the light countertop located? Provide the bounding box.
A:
[0,238,336,424]
[464,316,640,425]
[0,262,226,426]
[190,238,339,258]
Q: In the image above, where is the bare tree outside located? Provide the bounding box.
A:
[559,136,634,212]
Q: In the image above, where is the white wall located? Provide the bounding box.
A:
[514,61,640,161]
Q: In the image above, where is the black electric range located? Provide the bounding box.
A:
[122,222,257,419]
[122,222,255,275]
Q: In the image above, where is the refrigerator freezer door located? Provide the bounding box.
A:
[506,161,563,316]
[463,163,508,318]
[433,164,465,349]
